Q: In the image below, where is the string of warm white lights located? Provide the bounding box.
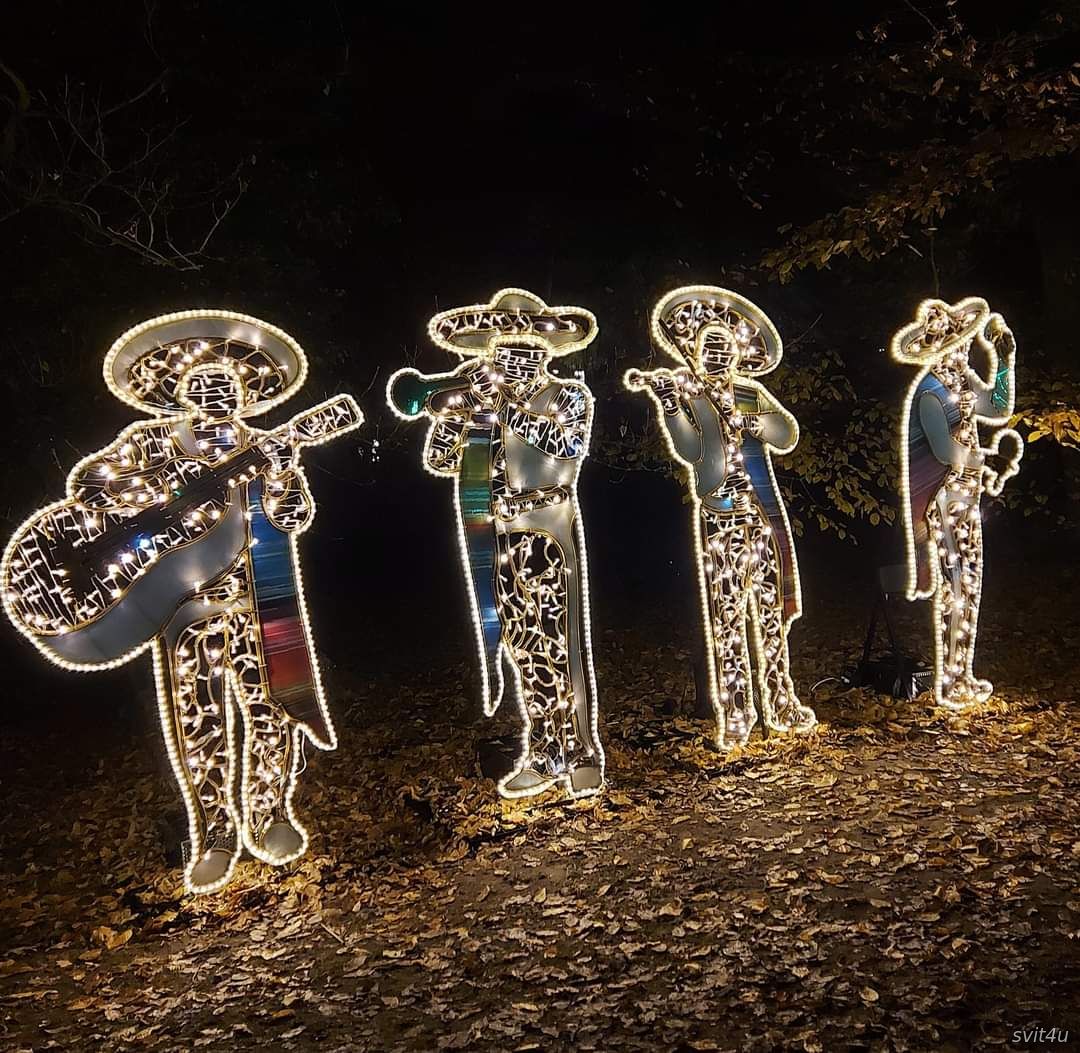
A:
[625,286,816,748]
[387,289,605,800]
[1,310,362,894]
[892,297,1022,710]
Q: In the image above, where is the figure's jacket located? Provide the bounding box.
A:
[664,382,801,622]
[71,415,332,746]
[422,369,595,716]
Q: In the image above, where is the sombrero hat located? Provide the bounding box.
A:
[890,297,990,365]
[103,309,309,417]
[651,286,783,376]
[427,288,598,357]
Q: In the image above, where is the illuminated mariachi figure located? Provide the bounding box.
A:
[892,297,1022,710]
[625,286,816,748]
[388,289,604,799]
[1,311,362,893]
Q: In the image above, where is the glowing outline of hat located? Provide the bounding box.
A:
[651,285,783,377]
[103,309,309,418]
[427,288,598,357]
[890,296,991,365]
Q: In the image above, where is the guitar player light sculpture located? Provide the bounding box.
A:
[625,286,816,748]
[892,297,1022,710]
[387,289,605,800]
[1,311,362,893]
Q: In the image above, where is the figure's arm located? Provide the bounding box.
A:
[408,360,505,475]
[70,422,187,510]
[742,390,799,454]
[663,396,705,465]
[425,360,498,419]
[506,381,592,459]
[423,417,472,475]
[233,426,316,530]
[918,391,981,469]
[968,315,1016,423]
[626,367,704,464]
[262,468,315,532]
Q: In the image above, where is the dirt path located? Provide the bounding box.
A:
[1,607,1078,1051]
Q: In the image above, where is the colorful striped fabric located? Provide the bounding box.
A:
[906,372,961,594]
[735,386,799,621]
[247,479,328,743]
[458,426,502,701]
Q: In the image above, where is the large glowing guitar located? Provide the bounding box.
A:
[3,395,362,668]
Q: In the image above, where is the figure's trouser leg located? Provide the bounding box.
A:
[928,480,989,708]
[226,611,305,863]
[496,529,596,786]
[702,510,756,747]
[160,617,241,892]
[748,506,815,733]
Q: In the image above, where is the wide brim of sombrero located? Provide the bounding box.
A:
[890,297,990,365]
[104,310,309,417]
[427,288,598,356]
[650,286,783,375]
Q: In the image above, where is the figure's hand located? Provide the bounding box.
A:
[262,469,315,531]
[982,428,1023,496]
[626,367,689,412]
[428,385,473,416]
[737,413,765,439]
[259,434,297,476]
[985,314,1016,362]
[672,368,706,398]
[625,367,677,395]
[650,370,682,414]
[461,358,505,406]
[995,429,1022,462]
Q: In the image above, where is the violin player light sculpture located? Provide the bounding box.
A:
[625,286,816,749]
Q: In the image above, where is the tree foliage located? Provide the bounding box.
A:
[759,4,1080,281]
[0,23,247,270]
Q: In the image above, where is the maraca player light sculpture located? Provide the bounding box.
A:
[1,311,363,893]
[892,297,1022,710]
[625,286,816,748]
[388,289,605,799]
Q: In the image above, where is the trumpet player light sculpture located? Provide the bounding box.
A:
[892,297,1022,710]
[1,311,363,893]
[387,289,605,800]
[625,286,816,748]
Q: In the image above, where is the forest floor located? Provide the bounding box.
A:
[1,573,1078,1053]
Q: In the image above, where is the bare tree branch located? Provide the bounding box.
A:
[0,23,247,271]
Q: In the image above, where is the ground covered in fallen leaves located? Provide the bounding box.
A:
[1,561,1078,1052]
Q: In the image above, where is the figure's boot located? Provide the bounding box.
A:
[254,814,305,863]
[767,674,817,735]
[568,760,603,796]
[501,765,556,797]
[501,714,603,800]
[564,698,604,797]
[718,673,758,748]
[187,829,240,894]
[501,752,603,799]
[941,676,993,711]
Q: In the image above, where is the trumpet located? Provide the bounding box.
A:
[388,369,472,418]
